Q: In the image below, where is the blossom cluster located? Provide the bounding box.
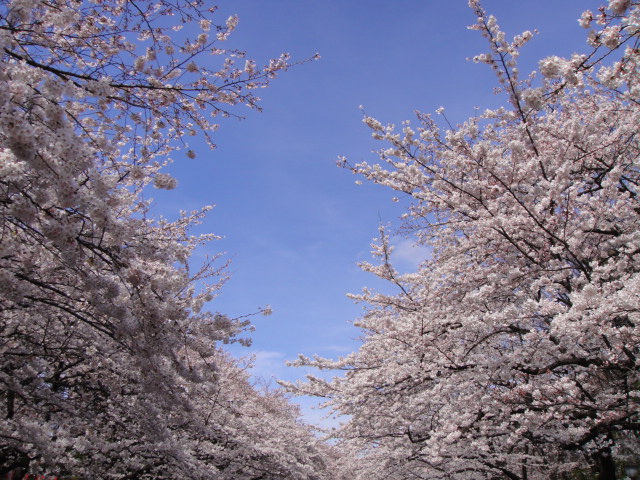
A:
[0,0,334,478]
[288,1,640,479]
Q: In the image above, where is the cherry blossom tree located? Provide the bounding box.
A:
[288,1,640,479]
[0,0,334,478]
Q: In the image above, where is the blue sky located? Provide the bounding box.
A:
[151,0,602,424]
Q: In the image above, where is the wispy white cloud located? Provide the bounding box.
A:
[391,237,432,272]
[320,344,355,353]
[247,350,289,384]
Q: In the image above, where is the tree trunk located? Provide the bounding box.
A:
[5,390,14,420]
[594,449,617,480]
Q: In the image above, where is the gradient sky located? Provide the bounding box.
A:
[150,0,603,425]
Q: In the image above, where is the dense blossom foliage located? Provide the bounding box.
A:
[288,1,640,479]
[0,0,334,478]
